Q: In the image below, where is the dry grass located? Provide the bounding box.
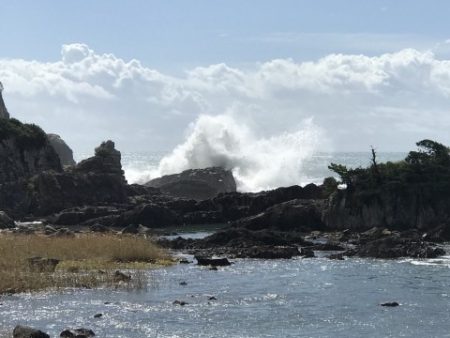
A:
[0,233,171,294]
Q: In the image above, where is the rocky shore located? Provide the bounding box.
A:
[0,88,449,263]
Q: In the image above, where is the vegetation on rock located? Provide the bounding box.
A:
[328,139,450,191]
[0,118,47,149]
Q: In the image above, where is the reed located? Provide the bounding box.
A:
[0,233,170,294]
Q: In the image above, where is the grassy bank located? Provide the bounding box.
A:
[0,233,171,294]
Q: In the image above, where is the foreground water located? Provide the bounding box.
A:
[2,253,450,337]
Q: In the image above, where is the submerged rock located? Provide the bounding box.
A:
[380,302,400,307]
[13,325,49,338]
[145,167,236,200]
[195,256,231,266]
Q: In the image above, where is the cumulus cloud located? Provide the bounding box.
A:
[0,43,450,157]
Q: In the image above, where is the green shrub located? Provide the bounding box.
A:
[0,118,47,149]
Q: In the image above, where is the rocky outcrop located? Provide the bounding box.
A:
[232,199,326,232]
[25,141,128,216]
[0,132,62,184]
[323,184,450,231]
[47,133,76,166]
[146,167,236,200]
[0,140,128,217]
[0,82,9,119]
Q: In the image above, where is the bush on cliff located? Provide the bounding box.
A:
[0,118,47,149]
[328,139,450,192]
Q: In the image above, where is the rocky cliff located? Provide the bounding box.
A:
[0,119,62,184]
[324,140,450,232]
[47,133,76,166]
[0,83,10,119]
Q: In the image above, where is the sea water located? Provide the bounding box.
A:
[1,254,450,337]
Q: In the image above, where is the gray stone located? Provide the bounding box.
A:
[47,133,76,166]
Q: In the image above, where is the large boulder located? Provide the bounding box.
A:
[146,167,236,200]
[47,133,76,166]
[13,325,49,338]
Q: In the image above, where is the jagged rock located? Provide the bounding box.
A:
[146,167,236,200]
[0,82,9,119]
[47,133,76,166]
[13,325,49,338]
[74,141,124,179]
[0,210,14,229]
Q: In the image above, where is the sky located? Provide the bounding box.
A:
[1,0,450,156]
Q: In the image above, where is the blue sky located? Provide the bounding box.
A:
[1,0,450,166]
[1,0,449,72]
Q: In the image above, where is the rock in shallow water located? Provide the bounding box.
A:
[13,325,49,338]
[60,328,95,337]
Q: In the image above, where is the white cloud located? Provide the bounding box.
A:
[1,43,450,156]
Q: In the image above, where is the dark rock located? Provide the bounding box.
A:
[311,242,346,251]
[354,236,445,259]
[146,167,236,200]
[235,246,300,259]
[13,325,50,338]
[116,203,179,228]
[179,259,192,264]
[27,257,60,272]
[60,328,95,337]
[120,223,151,235]
[380,302,400,307]
[173,300,188,306]
[113,270,131,282]
[89,223,111,233]
[300,247,315,258]
[233,199,326,232]
[0,210,14,229]
[328,253,345,260]
[47,133,76,167]
[195,256,231,266]
[179,281,187,286]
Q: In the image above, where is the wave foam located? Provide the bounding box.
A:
[140,114,324,192]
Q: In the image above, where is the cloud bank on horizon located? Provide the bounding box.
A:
[1,42,450,158]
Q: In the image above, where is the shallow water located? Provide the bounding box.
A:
[2,255,450,337]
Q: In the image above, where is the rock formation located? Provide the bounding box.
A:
[0,82,10,119]
[146,167,236,200]
[47,133,76,166]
